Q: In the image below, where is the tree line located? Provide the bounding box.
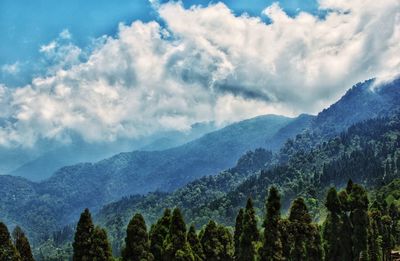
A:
[1,181,399,261]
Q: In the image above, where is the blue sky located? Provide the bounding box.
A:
[0,0,319,87]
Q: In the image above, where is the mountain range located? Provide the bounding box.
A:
[0,77,399,244]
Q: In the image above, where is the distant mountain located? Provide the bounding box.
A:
[7,122,217,181]
[0,113,309,241]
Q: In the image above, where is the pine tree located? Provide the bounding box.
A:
[368,211,382,261]
[0,222,21,261]
[278,219,291,260]
[288,198,312,261]
[349,184,369,260]
[150,209,171,261]
[200,220,233,261]
[233,208,244,260]
[260,186,283,261]
[338,190,353,261]
[238,198,259,261]
[12,226,34,261]
[91,226,113,261]
[122,213,153,261]
[307,224,323,261]
[73,208,95,261]
[164,208,193,261]
[187,225,204,261]
[322,187,342,261]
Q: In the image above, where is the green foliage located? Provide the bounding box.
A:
[149,209,171,260]
[233,208,244,260]
[187,225,204,261]
[200,220,234,261]
[73,208,95,261]
[91,227,113,261]
[164,208,193,260]
[122,213,153,261]
[12,226,34,261]
[0,222,21,261]
[238,198,259,261]
[259,186,283,261]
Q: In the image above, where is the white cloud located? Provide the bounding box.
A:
[1,62,20,75]
[0,0,399,147]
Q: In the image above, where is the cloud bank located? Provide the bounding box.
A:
[0,0,399,147]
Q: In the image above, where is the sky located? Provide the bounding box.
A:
[0,0,399,147]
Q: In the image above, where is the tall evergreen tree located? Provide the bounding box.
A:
[187,225,204,261]
[150,209,171,261]
[260,186,283,261]
[322,187,342,261]
[122,213,153,261]
[12,226,34,261]
[233,208,244,260]
[238,198,259,261]
[91,226,113,261]
[164,208,193,261]
[288,198,312,261]
[200,220,233,261]
[307,225,323,261]
[348,184,369,260]
[0,222,21,261]
[278,219,291,260]
[73,208,95,261]
[338,190,353,261]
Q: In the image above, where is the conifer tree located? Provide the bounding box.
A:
[337,190,353,261]
[233,208,244,260]
[348,184,369,260]
[91,226,113,261]
[122,213,153,261]
[187,225,204,261]
[12,226,34,261]
[0,222,21,261]
[278,219,291,260]
[322,187,342,261]
[238,198,259,261]
[73,208,95,261]
[164,208,193,261]
[150,209,171,261]
[307,224,323,261]
[260,186,283,261]
[288,198,312,261]
[200,220,233,261]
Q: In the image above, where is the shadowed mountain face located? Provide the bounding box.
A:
[0,77,399,242]
[7,121,218,181]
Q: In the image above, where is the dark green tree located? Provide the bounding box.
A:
[187,225,204,261]
[233,208,244,260]
[73,208,95,261]
[122,213,153,261]
[12,226,34,261]
[259,186,283,261]
[288,198,312,261]
[149,209,171,260]
[278,219,291,260]
[91,226,113,261]
[164,208,193,261]
[0,222,21,261]
[238,198,259,261]
[348,184,369,260]
[200,220,233,261]
[307,224,323,261]
[322,187,342,261]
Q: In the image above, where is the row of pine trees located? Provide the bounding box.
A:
[1,181,399,261]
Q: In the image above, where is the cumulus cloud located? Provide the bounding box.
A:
[0,0,399,147]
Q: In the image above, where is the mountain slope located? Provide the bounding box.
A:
[0,114,309,241]
[8,122,217,181]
